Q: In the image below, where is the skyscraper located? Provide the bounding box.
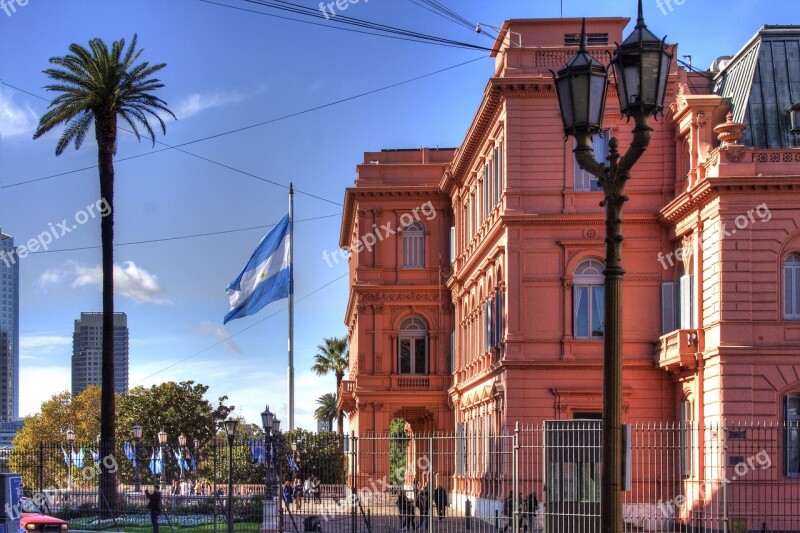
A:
[0,230,19,422]
[72,312,129,396]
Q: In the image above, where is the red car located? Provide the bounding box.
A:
[18,497,68,532]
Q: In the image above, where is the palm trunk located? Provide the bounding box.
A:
[336,373,344,436]
[97,110,117,516]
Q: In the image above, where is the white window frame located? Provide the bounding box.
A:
[398,317,428,375]
[786,394,800,476]
[402,221,425,269]
[784,254,800,320]
[574,131,608,192]
[573,259,605,339]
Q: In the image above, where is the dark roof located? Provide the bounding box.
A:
[714,25,800,148]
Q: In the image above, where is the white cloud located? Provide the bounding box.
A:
[19,335,72,360]
[39,260,170,305]
[166,90,251,121]
[19,366,71,417]
[0,89,39,139]
[196,320,243,355]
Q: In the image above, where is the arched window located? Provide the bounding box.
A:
[398,317,428,374]
[574,259,604,339]
[402,222,425,269]
[784,254,800,320]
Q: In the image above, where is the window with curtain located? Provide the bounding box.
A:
[785,254,800,320]
[786,394,800,476]
[494,287,504,349]
[484,298,492,352]
[574,131,608,192]
[398,317,428,374]
[574,259,605,339]
[402,221,425,269]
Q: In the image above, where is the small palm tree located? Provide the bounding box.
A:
[33,34,173,513]
[314,392,338,432]
[311,336,349,435]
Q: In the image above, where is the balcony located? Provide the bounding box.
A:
[393,376,431,389]
[338,380,356,414]
[656,329,701,373]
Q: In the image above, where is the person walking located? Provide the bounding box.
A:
[293,477,304,511]
[433,484,448,521]
[416,483,430,531]
[282,481,294,512]
[145,485,162,533]
[397,489,414,531]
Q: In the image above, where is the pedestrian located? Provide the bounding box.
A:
[416,483,430,530]
[433,484,448,520]
[145,485,161,533]
[397,489,414,531]
[523,491,538,532]
[171,479,180,495]
[282,481,294,512]
[311,476,322,503]
[293,477,303,511]
[501,491,515,532]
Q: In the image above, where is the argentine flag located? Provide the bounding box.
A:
[224,213,291,324]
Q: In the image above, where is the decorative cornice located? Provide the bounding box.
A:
[503,213,659,227]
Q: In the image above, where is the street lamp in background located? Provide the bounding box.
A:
[178,434,187,480]
[158,430,168,487]
[223,419,238,533]
[65,429,75,491]
[132,425,143,492]
[553,2,672,531]
[261,405,281,533]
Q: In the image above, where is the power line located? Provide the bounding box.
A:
[27,213,342,255]
[2,54,485,191]
[133,272,347,384]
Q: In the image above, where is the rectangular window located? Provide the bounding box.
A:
[574,286,604,339]
[399,339,411,374]
[494,145,501,206]
[484,299,492,353]
[455,423,466,475]
[786,395,800,476]
[414,338,426,374]
[484,162,491,222]
[574,131,608,191]
[662,281,680,334]
[785,258,800,319]
[450,226,456,264]
[680,274,695,329]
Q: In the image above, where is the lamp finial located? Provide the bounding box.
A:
[579,18,587,51]
[636,0,646,28]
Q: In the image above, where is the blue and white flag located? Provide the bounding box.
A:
[249,439,266,465]
[73,448,84,468]
[90,449,100,463]
[224,214,291,324]
[150,448,163,475]
[61,446,70,466]
[287,454,299,472]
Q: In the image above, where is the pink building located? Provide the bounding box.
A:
[338,16,800,530]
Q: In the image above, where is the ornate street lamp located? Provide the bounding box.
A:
[789,103,800,134]
[553,2,671,532]
[132,425,143,492]
[261,405,279,533]
[223,419,238,533]
[157,430,167,486]
[65,429,75,491]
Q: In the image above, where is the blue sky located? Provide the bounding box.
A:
[1,0,798,432]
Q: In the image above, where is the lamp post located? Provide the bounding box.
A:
[65,429,75,491]
[158,430,167,488]
[132,425,143,492]
[178,434,187,480]
[261,405,281,533]
[553,3,672,532]
[223,419,238,533]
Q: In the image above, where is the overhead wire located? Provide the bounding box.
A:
[133,272,348,384]
[26,213,342,255]
[1,53,485,191]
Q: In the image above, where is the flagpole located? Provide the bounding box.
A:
[288,183,295,431]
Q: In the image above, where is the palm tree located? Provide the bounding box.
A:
[314,392,338,432]
[311,336,349,435]
[33,34,173,512]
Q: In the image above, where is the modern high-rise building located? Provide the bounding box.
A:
[72,312,129,396]
[0,230,19,422]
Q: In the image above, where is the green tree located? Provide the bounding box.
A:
[281,428,345,485]
[311,337,349,436]
[389,418,409,485]
[33,34,174,511]
[115,381,233,486]
[314,392,337,432]
[11,386,107,491]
